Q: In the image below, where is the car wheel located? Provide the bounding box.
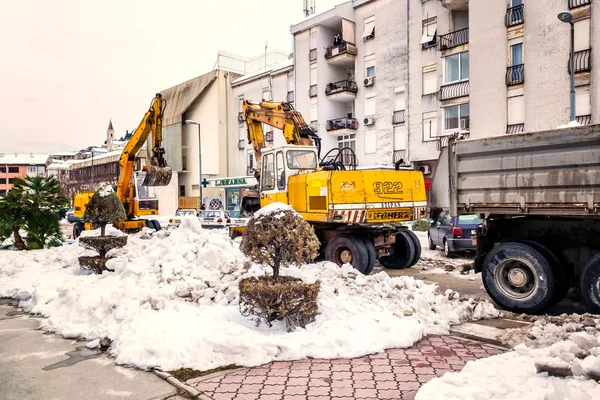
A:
[520,240,569,306]
[379,231,416,270]
[325,234,370,274]
[443,239,455,258]
[428,233,436,250]
[481,242,555,314]
[403,230,421,268]
[580,253,600,314]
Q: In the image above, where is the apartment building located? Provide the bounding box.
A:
[0,154,50,195]
[288,0,598,184]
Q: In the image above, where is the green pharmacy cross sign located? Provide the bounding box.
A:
[214,177,247,187]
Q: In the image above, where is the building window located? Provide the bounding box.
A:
[364,130,377,154]
[8,167,18,173]
[362,16,375,41]
[511,43,523,66]
[262,153,275,190]
[365,54,376,78]
[262,87,272,101]
[444,52,469,83]
[507,95,525,126]
[287,71,294,96]
[179,185,185,197]
[310,27,317,50]
[0,190,5,196]
[393,87,406,112]
[310,97,318,121]
[365,96,376,117]
[27,166,38,174]
[574,18,591,52]
[444,103,470,131]
[576,85,591,118]
[366,66,375,77]
[182,155,188,171]
[393,126,408,150]
[422,111,438,141]
[422,69,437,95]
[0,178,5,184]
[421,17,437,48]
[247,150,254,169]
[238,95,244,114]
[0,167,4,173]
[338,134,356,166]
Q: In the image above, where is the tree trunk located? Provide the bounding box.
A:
[100,223,106,237]
[273,250,281,280]
[12,227,25,251]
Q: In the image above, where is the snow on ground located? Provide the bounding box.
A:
[0,218,499,372]
[417,335,600,400]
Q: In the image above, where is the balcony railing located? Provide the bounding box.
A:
[506,64,524,86]
[438,28,469,51]
[569,0,591,9]
[439,81,470,101]
[569,49,592,73]
[392,110,406,124]
[436,132,470,151]
[309,85,318,98]
[505,4,524,27]
[393,149,407,164]
[326,117,358,132]
[287,91,294,103]
[325,41,358,59]
[309,48,317,61]
[576,115,591,125]
[506,123,524,135]
[325,80,358,96]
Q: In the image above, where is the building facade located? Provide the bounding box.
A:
[0,154,50,195]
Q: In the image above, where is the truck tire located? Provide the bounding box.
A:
[361,237,377,275]
[404,230,422,268]
[73,221,85,239]
[481,242,555,314]
[520,240,569,306]
[325,234,370,274]
[379,231,415,270]
[580,253,600,314]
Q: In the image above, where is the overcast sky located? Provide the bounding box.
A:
[1,0,340,155]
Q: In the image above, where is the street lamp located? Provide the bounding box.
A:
[185,120,203,209]
[557,11,576,122]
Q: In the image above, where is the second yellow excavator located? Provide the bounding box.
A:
[231,100,427,275]
[72,93,172,238]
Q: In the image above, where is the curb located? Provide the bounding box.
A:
[153,369,213,400]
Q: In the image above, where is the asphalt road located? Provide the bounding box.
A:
[0,301,180,400]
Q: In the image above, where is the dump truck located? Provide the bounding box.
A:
[429,124,600,314]
[230,100,427,275]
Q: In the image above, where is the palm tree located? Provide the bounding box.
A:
[0,190,27,250]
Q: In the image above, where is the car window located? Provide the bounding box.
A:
[441,213,452,226]
[458,215,482,224]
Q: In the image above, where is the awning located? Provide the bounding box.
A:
[362,24,375,38]
[420,24,437,44]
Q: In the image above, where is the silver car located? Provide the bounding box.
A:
[199,210,230,229]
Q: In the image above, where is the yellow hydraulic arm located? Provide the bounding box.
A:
[242,100,321,173]
[117,93,171,217]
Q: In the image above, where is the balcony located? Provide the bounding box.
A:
[309,85,318,98]
[309,48,317,62]
[326,117,358,135]
[505,4,524,27]
[325,42,357,66]
[287,91,294,103]
[569,0,591,9]
[569,49,592,73]
[325,80,358,102]
[506,64,524,86]
[439,81,470,101]
[576,115,591,125]
[436,132,470,151]
[392,110,406,125]
[438,28,469,51]
[441,0,469,10]
[506,123,524,135]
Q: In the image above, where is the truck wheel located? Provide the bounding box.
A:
[73,221,85,239]
[404,230,422,268]
[379,231,415,270]
[481,242,555,314]
[580,253,600,314]
[428,233,437,250]
[520,240,569,306]
[325,234,370,274]
[361,237,377,275]
[443,239,456,258]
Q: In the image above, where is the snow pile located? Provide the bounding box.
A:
[98,185,114,197]
[253,201,298,218]
[416,335,600,400]
[0,220,499,371]
[556,120,583,129]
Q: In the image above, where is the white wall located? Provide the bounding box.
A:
[156,171,179,216]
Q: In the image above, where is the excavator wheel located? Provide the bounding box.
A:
[378,231,416,270]
[325,234,370,274]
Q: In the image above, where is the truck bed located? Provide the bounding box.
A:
[430,124,600,217]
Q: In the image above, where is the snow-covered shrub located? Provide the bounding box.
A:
[412,219,431,232]
[79,186,127,273]
[239,203,320,329]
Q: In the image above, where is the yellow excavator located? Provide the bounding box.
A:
[231,100,427,274]
[72,93,172,238]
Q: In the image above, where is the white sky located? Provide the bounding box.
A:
[1,0,340,154]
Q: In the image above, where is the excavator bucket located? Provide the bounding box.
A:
[141,165,172,186]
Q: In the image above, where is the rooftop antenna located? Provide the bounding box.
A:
[303,0,316,17]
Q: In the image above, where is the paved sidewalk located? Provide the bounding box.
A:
[189,335,504,400]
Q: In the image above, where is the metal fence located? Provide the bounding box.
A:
[392,110,406,124]
[506,64,524,86]
[325,42,358,59]
[505,4,524,27]
[569,0,591,9]
[439,81,470,101]
[506,123,525,135]
[569,49,592,73]
[438,28,469,51]
[325,80,358,96]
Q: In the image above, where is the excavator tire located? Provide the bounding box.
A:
[73,221,85,239]
[403,230,422,268]
[361,237,377,275]
[378,231,416,270]
[145,219,161,231]
[325,234,370,274]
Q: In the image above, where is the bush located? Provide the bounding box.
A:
[239,203,321,329]
[239,276,320,330]
[412,219,431,232]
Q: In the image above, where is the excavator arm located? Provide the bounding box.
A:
[242,100,321,174]
[117,93,171,217]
